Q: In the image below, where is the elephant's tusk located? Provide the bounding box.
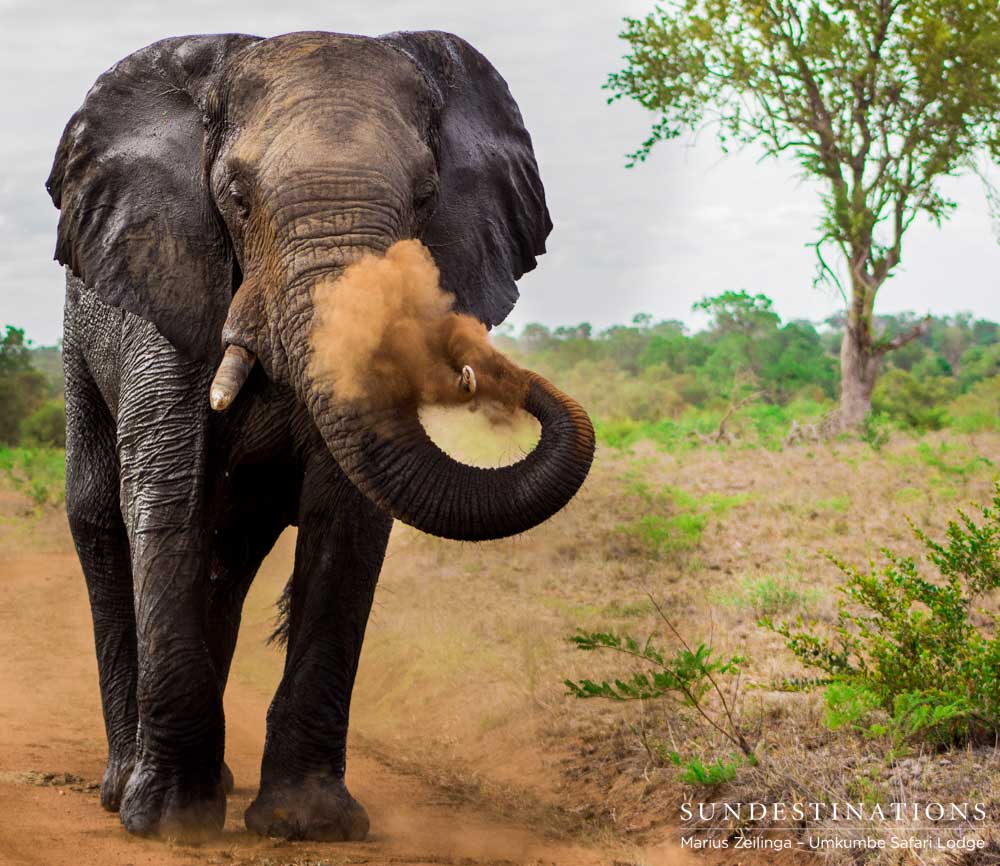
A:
[459,365,477,395]
[210,344,256,411]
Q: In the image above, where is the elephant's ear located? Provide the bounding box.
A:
[381,30,552,328]
[46,34,261,362]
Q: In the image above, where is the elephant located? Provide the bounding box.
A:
[45,30,594,841]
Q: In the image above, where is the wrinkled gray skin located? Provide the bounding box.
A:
[47,31,594,841]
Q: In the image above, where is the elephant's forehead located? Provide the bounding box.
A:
[227,32,430,121]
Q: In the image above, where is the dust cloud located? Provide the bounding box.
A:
[309,240,529,419]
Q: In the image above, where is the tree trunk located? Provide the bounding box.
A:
[838,269,881,428]
[839,321,880,427]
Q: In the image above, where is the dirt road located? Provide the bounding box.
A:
[0,528,683,866]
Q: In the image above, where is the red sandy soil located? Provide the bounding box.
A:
[0,523,691,866]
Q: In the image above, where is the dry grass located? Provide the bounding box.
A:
[342,426,1000,862]
[7,422,1000,864]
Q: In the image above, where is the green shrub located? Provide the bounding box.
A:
[613,479,744,559]
[669,752,744,786]
[0,370,48,445]
[765,484,1000,746]
[715,574,820,618]
[565,599,756,782]
[872,368,958,430]
[946,376,1000,433]
[20,399,66,448]
[617,512,706,558]
[916,441,994,479]
[859,411,891,451]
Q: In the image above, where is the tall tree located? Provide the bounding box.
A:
[607,0,1000,424]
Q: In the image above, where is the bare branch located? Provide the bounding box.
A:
[874,315,932,355]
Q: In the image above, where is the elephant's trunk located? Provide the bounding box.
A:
[212,241,595,540]
[307,368,594,541]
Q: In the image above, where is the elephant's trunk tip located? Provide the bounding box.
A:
[210,344,256,411]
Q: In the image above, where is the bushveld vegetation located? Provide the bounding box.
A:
[0,326,64,449]
[767,486,1000,751]
[5,304,1000,862]
[498,291,1000,448]
[607,0,1000,426]
[0,327,65,507]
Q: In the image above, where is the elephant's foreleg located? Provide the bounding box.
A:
[65,349,137,812]
[246,454,391,841]
[115,324,224,837]
[206,514,289,792]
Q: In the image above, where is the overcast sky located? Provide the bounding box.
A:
[2,0,999,346]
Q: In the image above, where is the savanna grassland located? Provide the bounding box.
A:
[4,414,1000,865]
[5,298,1000,864]
[349,420,1000,862]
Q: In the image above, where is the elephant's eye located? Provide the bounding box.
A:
[229,181,250,221]
[414,180,438,212]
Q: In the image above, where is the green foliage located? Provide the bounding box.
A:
[0,327,35,375]
[813,496,849,513]
[0,327,62,446]
[822,682,882,732]
[0,448,66,507]
[823,683,976,756]
[915,441,993,479]
[565,598,755,784]
[766,484,1000,746]
[859,412,891,451]
[668,751,744,786]
[873,369,958,430]
[618,512,706,559]
[606,1,1000,412]
[693,290,779,338]
[947,376,1000,433]
[500,298,1000,445]
[614,478,745,559]
[566,631,743,703]
[0,370,48,445]
[20,400,66,448]
[715,574,820,618]
[27,344,64,395]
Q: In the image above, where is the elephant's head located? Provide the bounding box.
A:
[47,31,594,541]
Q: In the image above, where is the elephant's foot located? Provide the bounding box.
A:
[100,752,135,812]
[119,759,226,838]
[245,777,368,841]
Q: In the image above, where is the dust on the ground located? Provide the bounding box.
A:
[0,473,687,866]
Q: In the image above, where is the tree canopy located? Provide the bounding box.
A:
[607,0,1000,423]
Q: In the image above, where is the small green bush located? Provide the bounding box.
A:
[668,752,743,786]
[613,479,744,560]
[859,411,891,451]
[946,376,1000,433]
[565,599,756,785]
[766,484,1000,746]
[715,574,820,618]
[916,441,994,479]
[618,512,706,558]
[20,399,66,448]
[872,369,958,431]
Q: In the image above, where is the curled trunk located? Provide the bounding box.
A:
[308,372,595,541]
